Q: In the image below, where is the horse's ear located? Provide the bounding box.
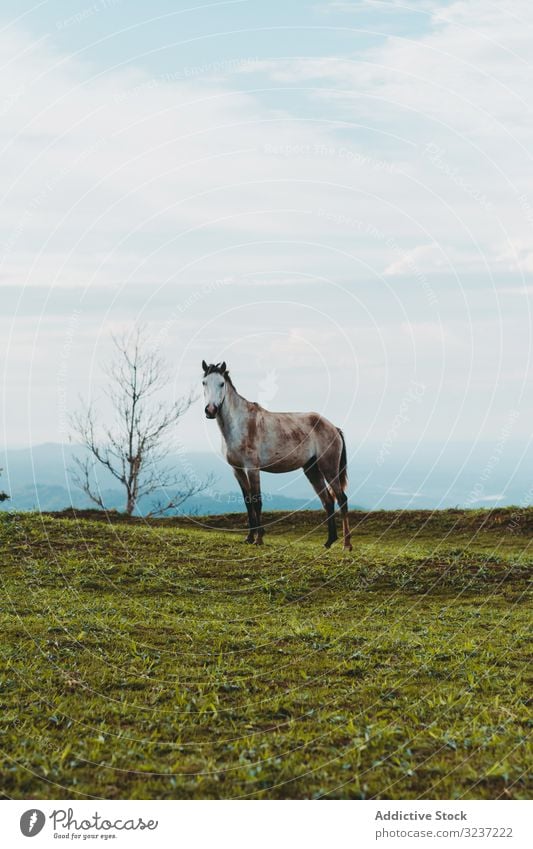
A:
[202,360,208,373]
[220,361,227,374]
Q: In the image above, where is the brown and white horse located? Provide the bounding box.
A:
[202,361,352,550]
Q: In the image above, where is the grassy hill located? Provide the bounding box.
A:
[0,508,531,800]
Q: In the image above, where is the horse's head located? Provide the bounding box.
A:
[202,360,228,418]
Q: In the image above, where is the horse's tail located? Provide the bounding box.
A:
[338,429,348,491]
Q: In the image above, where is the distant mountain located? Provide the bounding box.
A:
[0,444,322,515]
[0,484,124,513]
[0,483,319,515]
[1,440,532,514]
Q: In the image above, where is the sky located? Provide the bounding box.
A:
[1,0,533,478]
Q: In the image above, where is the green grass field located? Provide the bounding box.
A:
[0,508,531,800]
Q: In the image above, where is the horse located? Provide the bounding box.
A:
[202,361,352,550]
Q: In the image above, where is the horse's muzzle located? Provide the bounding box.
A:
[205,404,218,419]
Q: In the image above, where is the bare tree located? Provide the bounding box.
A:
[71,327,213,516]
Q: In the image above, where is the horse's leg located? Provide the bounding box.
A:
[321,462,352,552]
[334,485,352,551]
[247,468,264,545]
[303,459,337,548]
[232,467,255,543]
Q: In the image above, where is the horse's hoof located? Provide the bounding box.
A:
[244,537,255,544]
[344,543,353,552]
[254,538,264,546]
[324,540,336,549]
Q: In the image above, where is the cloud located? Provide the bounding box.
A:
[2,4,533,451]
[245,1,533,283]
[494,240,533,273]
[2,27,385,293]
[384,243,446,275]
[383,242,489,276]
[499,286,533,296]
[323,0,441,10]
[5,3,531,302]
[306,0,533,140]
